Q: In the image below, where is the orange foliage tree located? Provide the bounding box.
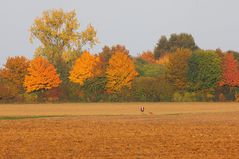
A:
[99,45,129,68]
[24,57,62,93]
[69,51,103,85]
[156,53,170,65]
[219,53,239,87]
[140,51,155,63]
[0,56,30,93]
[106,51,138,93]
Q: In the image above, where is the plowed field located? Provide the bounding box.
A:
[0,103,239,158]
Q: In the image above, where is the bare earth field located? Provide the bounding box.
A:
[0,103,239,158]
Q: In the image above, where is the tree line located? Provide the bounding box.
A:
[0,9,239,103]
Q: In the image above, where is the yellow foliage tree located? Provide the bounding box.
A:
[24,57,62,93]
[69,51,102,85]
[106,51,138,93]
[30,9,98,66]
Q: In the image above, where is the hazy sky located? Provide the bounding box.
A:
[0,0,238,66]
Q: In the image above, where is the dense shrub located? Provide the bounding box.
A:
[135,58,166,77]
[172,92,197,102]
[129,77,173,102]
[0,80,18,102]
[22,93,38,103]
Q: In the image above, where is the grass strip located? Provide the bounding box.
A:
[0,115,65,120]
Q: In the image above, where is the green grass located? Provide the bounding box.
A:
[0,115,65,120]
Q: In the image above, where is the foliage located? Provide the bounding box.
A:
[24,57,62,93]
[156,53,170,65]
[154,36,169,59]
[81,77,107,102]
[166,48,192,91]
[69,51,103,85]
[0,80,18,101]
[135,58,166,77]
[219,53,239,87]
[228,50,239,63]
[188,50,222,90]
[172,92,197,102]
[0,56,29,93]
[99,45,129,63]
[215,86,235,102]
[154,33,198,59]
[30,9,98,64]
[59,82,82,102]
[2,10,239,103]
[130,77,160,101]
[106,51,138,93]
[99,46,113,66]
[130,77,173,102]
[43,88,62,102]
[22,93,38,103]
[110,45,129,55]
[139,51,155,63]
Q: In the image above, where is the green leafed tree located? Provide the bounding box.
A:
[154,35,169,59]
[188,50,222,91]
[154,33,198,59]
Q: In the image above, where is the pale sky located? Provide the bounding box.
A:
[0,0,238,66]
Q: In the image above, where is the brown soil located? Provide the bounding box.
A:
[1,112,239,159]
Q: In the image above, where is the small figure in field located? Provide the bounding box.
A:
[140,106,145,112]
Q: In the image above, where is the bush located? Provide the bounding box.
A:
[172,92,197,102]
[129,77,173,102]
[135,58,166,77]
[23,93,38,103]
[44,88,62,102]
[0,81,18,103]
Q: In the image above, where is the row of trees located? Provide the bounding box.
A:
[1,9,239,103]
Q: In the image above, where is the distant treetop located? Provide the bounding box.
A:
[154,33,199,59]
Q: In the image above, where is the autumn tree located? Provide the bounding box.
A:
[106,51,138,93]
[188,50,222,90]
[139,51,155,63]
[228,50,239,63]
[0,79,18,101]
[69,51,103,85]
[24,57,62,93]
[154,33,198,59]
[99,46,112,65]
[111,45,129,55]
[215,48,224,59]
[166,48,192,91]
[156,53,170,65]
[30,9,98,80]
[99,45,129,62]
[219,53,239,87]
[0,56,30,93]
